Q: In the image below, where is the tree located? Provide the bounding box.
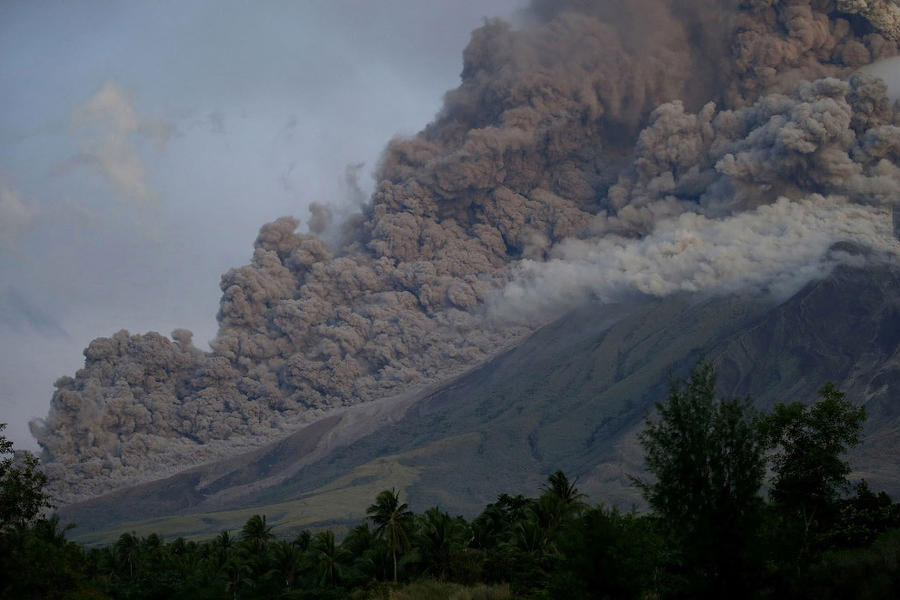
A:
[268,539,303,588]
[223,553,253,600]
[212,529,234,567]
[114,532,140,580]
[763,382,866,565]
[240,514,274,553]
[341,522,393,584]
[541,470,587,515]
[0,423,51,530]
[312,530,348,588]
[31,513,75,547]
[829,480,900,549]
[215,529,234,552]
[367,488,414,583]
[471,493,530,551]
[416,507,470,581]
[293,529,311,552]
[635,363,767,598]
[549,506,663,600]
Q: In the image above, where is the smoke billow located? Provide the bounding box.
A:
[499,197,895,318]
[32,1,900,502]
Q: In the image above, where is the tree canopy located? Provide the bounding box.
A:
[0,423,51,531]
[367,487,414,583]
[635,363,767,598]
[765,382,866,512]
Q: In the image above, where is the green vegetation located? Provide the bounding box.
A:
[635,363,768,598]
[2,364,900,598]
[367,488,414,583]
[1,423,51,531]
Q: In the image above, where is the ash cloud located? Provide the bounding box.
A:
[33,1,900,502]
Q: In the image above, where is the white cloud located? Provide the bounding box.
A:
[0,179,35,251]
[70,81,169,205]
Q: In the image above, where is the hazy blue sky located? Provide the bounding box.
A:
[0,0,528,449]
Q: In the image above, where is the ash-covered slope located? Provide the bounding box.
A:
[34,0,900,503]
[59,262,900,541]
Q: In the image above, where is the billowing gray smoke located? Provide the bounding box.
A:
[32,0,900,502]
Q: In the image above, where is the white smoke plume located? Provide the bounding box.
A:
[499,197,897,319]
[32,0,900,502]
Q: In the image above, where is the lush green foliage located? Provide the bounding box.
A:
[635,363,767,598]
[367,487,414,583]
[1,368,899,599]
[762,382,869,571]
[1,422,52,531]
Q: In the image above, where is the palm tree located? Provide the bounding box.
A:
[214,530,234,567]
[472,503,506,550]
[293,529,311,552]
[527,494,567,554]
[542,470,587,512]
[269,539,303,588]
[514,515,547,556]
[341,523,375,557]
[216,530,234,551]
[532,472,588,557]
[224,554,253,600]
[417,507,470,580]
[367,488,414,583]
[312,530,346,588]
[240,514,274,553]
[114,531,140,579]
[341,522,382,580]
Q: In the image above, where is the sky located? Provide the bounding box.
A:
[0,0,529,450]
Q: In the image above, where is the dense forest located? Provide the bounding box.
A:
[3,365,899,599]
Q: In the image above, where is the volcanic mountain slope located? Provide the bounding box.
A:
[59,261,900,543]
[34,0,900,505]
